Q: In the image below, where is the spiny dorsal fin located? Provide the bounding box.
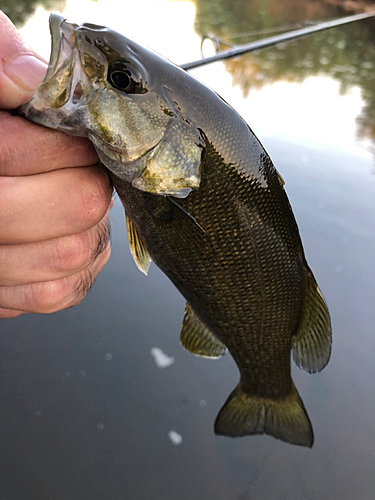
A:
[276,169,285,187]
[292,268,332,374]
[214,382,313,448]
[125,213,152,275]
[180,303,227,358]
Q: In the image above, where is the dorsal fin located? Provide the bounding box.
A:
[292,268,332,373]
[125,213,152,275]
[276,169,285,187]
[180,303,227,358]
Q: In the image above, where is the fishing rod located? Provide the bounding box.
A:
[181,11,375,70]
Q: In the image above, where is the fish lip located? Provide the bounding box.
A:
[47,13,65,78]
[45,13,76,78]
[17,13,80,120]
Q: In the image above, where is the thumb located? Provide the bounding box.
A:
[0,11,47,109]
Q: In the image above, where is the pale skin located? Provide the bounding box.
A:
[0,11,113,318]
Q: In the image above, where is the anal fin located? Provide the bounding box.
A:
[292,268,332,373]
[180,303,227,358]
[125,213,152,275]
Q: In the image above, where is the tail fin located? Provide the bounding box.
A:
[214,383,313,447]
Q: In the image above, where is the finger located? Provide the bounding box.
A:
[0,307,26,319]
[0,11,47,109]
[0,112,99,176]
[0,236,111,314]
[0,204,113,286]
[0,164,112,245]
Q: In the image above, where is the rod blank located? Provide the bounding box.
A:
[181,11,375,70]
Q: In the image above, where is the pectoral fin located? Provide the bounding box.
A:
[180,303,227,358]
[125,213,152,275]
[292,268,332,373]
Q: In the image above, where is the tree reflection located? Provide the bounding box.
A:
[193,0,375,152]
[4,0,375,150]
[2,0,66,27]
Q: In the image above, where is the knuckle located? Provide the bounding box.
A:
[25,277,84,313]
[54,232,93,273]
[0,281,68,314]
[0,227,111,314]
[91,217,112,262]
[28,279,72,313]
[70,270,95,306]
[29,264,102,313]
[54,220,111,274]
[78,167,112,226]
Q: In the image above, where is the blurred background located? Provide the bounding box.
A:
[1,0,375,498]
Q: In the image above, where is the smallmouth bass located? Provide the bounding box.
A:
[19,13,332,447]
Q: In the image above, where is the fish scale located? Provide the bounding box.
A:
[114,139,305,402]
[19,13,332,447]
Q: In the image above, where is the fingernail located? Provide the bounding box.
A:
[4,54,47,91]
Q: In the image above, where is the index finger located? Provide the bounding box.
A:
[0,111,99,176]
[0,11,99,174]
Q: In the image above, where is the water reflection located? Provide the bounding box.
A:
[2,0,66,26]
[6,0,375,150]
[193,0,375,151]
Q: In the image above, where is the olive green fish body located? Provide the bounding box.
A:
[112,127,331,447]
[113,139,302,390]
[19,14,332,447]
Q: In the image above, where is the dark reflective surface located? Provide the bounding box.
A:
[2,0,375,498]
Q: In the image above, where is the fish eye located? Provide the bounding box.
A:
[107,62,146,94]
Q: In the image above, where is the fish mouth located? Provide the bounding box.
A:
[23,13,183,187]
[45,13,163,161]
[20,12,88,115]
[46,13,77,81]
[17,14,83,127]
[45,13,87,108]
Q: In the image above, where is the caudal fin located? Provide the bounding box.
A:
[214,383,313,447]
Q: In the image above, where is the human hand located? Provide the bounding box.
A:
[0,11,113,318]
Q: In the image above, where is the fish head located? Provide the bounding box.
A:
[19,13,205,197]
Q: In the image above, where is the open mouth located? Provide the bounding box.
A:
[34,13,86,110]
[46,13,77,80]
[17,14,81,120]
